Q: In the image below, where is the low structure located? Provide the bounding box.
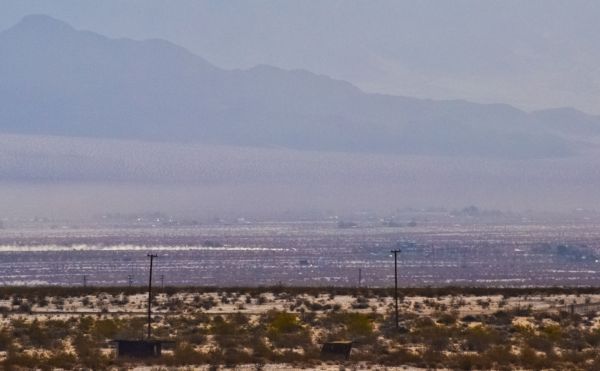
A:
[112,339,163,358]
[321,341,353,360]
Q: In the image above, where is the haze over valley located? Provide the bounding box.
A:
[1,14,600,219]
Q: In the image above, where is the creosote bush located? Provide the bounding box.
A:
[1,287,600,369]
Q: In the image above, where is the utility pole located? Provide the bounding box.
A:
[83,275,87,288]
[358,268,362,288]
[160,274,164,289]
[391,249,401,329]
[128,274,133,288]
[147,254,157,339]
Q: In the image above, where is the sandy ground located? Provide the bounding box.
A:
[3,292,599,320]
[128,365,436,371]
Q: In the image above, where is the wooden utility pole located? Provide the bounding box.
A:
[147,254,157,339]
[391,249,401,328]
[358,268,362,288]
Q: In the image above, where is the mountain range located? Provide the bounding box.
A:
[2,15,600,159]
[3,15,600,217]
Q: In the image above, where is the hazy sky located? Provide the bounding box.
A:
[2,0,599,114]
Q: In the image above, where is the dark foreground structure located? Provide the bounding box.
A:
[321,341,353,360]
[113,339,164,358]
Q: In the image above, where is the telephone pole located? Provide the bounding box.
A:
[147,254,157,339]
[160,274,164,290]
[358,268,362,288]
[83,275,87,288]
[127,274,133,288]
[391,249,401,328]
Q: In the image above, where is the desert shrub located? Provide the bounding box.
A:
[0,329,13,351]
[43,320,74,349]
[73,333,107,369]
[540,325,563,341]
[112,294,129,305]
[344,313,374,342]
[463,325,502,352]
[211,315,250,348]
[256,295,268,305]
[167,297,184,310]
[24,319,52,348]
[448,352,492,370]
[321,312,374,342]
[436,311,457,325]
[483,345,515,367]
[308,301,324,311]
[412,316,436,328]
[81,296,91,307]
[476,298,491,309]
[300,311,317,326]
[46,352,78,370]
[267,311,301,333]
[461,314,478,322]
[411,323,454,352]
[93,318,122,339]
[559,328,587,351]
[265,310,311,348]
[518,345,552,369]
[351,296,369,309]
[78,315,95,333]
[513,306,532,316]
[487,310,513,326]
[168,342,206,365]
[420,347,445,368]
[114,317,147,339]
[522,327,560,353]
[4,350,46,370]
[11,296,22,306]
[559,347,593,366]
[52,296,65,306]
[376,346,420,366]
[180,326,207,345]
[584,328,600,346]
[17,302,31,313]
[198,296,216,310]
[32,295,49,308]
[249,337,272,361]
[223,347,253,367]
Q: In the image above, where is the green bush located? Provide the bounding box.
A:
[266,310,311,348]
[463,325,501,352]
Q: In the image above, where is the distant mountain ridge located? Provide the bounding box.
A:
[1,15,600,158]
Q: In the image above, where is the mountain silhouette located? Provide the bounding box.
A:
[2,15,600,158]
